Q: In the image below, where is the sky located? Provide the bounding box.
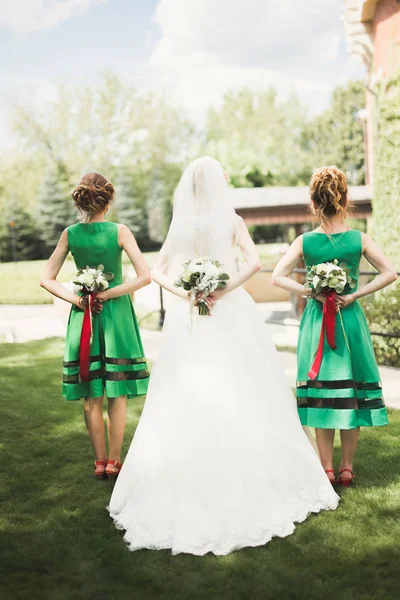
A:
[0,0,366,148]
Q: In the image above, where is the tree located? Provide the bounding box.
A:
[205,88,310,187]
[37,164,74,253]
[147,169,169,245]
[302,80,366,184]
[0,202,42,261]
[115,168,148,245]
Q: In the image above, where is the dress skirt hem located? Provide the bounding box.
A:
[298,406,389,429]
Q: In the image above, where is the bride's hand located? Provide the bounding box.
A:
[208,288,227,302]
[194,293,214,313]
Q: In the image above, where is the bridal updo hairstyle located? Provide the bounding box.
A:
[309,166,350,229]
[72,172,115,219]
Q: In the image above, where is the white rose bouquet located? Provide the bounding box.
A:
[72,265,114,382]
[174,257,230,315]
[306,259,356,381]
[72,264,114,296]
[307,259,355,297]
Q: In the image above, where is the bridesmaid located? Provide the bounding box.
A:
[40,173,151,478]
[272,166,397,486]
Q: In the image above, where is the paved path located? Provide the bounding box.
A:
[0,303,398,409]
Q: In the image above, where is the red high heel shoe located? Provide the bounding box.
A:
[94,460,107,478]
[325,469,336,485]
[337,468,355,487]
[105,459,123,478]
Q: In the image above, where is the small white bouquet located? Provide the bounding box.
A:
[174,257,230,315]
[307,259,355,297]
[72,265,114,295]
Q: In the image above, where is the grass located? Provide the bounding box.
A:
[0,253,160,305]
[1,339,400,600]
[0,244,288,305]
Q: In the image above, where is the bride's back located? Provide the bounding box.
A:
[165,157,240,277]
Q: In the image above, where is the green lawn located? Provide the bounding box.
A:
[0,244,286,305]
[0,253,160,305]
[1,339,399,600]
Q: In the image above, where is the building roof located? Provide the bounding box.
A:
[228,185,373,210]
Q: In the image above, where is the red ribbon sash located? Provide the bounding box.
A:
[307,290,337,381]
[79,294,93,382]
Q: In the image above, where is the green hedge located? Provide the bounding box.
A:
[363,69,400,367]
[362,283,400,367]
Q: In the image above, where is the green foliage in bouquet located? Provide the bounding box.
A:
[72,264,114,294]
[174,258,230,315]
[307,259,356,296]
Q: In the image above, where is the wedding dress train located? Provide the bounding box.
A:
[108,288,339,555]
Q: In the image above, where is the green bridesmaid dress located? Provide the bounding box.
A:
[297,229,388,430]
[62,222,149,401]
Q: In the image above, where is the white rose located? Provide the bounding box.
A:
[97,281,107,291]
[204,262,219,278]
[312,275,320,288]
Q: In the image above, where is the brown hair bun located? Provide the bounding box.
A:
[72,172,114,217]
[309,166,349,228]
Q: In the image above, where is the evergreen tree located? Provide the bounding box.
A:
[147,170,169,244]
[0,202,41,261]
[37,164,74,253]
[115,169,148,245]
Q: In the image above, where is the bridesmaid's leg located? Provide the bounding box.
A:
[83,396,107,474]
[315,428,335,482]
[107,396,127,473]
[339,427,360,481]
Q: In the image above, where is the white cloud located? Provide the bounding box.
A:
[150,0,363,117]
[0,0,107,34]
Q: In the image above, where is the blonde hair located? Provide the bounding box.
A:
[72,172,114,219]
[309,166,349,229]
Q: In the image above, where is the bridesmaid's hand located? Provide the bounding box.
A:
[75,296,87,310]
[335,293,355,311]
[96,290,109,302]
[92,297,103,314]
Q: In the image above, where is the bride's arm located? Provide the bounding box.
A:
[208,219,261,301]
[151,242,189,300]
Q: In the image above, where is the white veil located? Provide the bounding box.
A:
[164,156,240,276]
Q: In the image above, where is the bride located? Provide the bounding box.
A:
[108,156,339,556]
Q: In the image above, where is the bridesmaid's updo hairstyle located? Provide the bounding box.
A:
[72,172,115,219]
[310,166,349,229]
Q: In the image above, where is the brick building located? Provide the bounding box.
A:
[344,0,400,183]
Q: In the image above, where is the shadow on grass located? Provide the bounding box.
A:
[1,339,400,600]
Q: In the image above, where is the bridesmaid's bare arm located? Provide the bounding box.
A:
[96,225,151,300]
[40,230,82,306]
[271,235,309,296]
[336,234,397,309]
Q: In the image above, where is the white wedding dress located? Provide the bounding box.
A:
[108,157,339,556]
